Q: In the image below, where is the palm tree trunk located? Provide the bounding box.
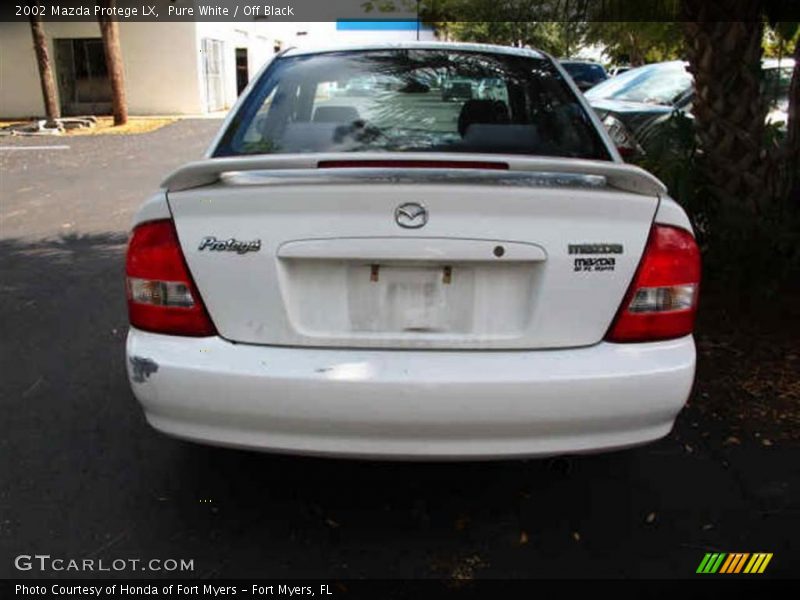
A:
[28,13,60,128]
[97,1,128,126]
[681,5,767,212]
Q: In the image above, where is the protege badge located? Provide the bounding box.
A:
[198,236,261,254]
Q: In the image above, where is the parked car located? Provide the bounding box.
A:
[586,59,794,157]
[441,76,476,101]
[125,42,700,459]
[477,77,507,100]
[344,76,376,96]
[609,65,632,77]
[559,60,610,91]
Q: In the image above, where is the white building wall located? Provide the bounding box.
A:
[120,23,202,114]
[0,21,201,117]
[0,22,46,119]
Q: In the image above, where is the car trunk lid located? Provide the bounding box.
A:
[165,154,662,350]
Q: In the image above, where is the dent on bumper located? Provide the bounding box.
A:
[126,329,696,459]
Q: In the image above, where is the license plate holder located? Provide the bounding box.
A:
[347,264,474,334]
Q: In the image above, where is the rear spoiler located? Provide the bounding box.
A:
[162,153,667,197]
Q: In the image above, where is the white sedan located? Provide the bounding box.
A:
[125,43,700,459]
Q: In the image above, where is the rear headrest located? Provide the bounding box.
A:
[279,123,359,153]
[313,106,361,123]
[457,100,510,137]
[461,124,540,151]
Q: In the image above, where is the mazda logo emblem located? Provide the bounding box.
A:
[394,202,428,229]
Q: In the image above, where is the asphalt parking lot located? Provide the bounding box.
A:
[1,120,797,580]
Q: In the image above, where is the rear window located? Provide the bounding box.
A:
[214,49,610,160]
[561,62,608,84]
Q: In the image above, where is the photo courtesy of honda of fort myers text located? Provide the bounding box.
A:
[1,0,800,597]
[13,583,339,597]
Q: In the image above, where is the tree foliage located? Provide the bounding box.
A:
[443,21,587,56]
[583,21,683,65]
[364,2,799,192]
[763,23,800,58]
[361,0,800,294]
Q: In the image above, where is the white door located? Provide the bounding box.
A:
[202,38,226,112]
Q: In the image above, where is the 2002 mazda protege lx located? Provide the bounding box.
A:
[125,43,700,459]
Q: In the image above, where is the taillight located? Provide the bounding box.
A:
[125,219,216,336]
[606,224,701,343]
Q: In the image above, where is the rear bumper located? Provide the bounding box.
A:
[126,329,695,460]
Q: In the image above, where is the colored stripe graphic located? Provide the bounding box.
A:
[720,553,748,573]
[744,553,773,574]
[709,553,726,573]
[719,554,735,573]
[696,553,713,573]
[697,553,727,573]
[758,554,773,573]
[733,553,750,573]
[698,552,773,574]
